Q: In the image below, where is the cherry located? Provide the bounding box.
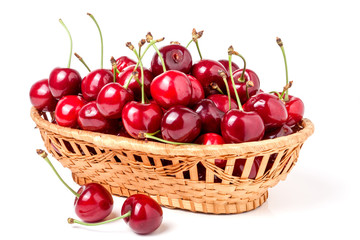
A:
[150,43,192,77]
[227,68,260,104]
[207,94,238,113]
[29,79,58,112]
[263,124,293,140]
[195,133,226,169]
[193,99,224,134]
[243,92,288,130]
[233,158,261,179]
[218,59,240,74]
[96,82,134,119]
[187,74,205,107]
[77,101,117,133]
[55,95,86,128]
[68,194,163,235]
[161,105,202,143]
[150,70,192,109]
[191,59,228,96]
[114,56,136,73]
[49,19,82,99]
[36,149,113,223]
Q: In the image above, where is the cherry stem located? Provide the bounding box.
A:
[68,211,131,226]
[36,149,79,198]
[127,43,145,104]
[138,132,198,145]
[277,37,289,101]
[232,52,246,82]
[87,13,104,69]
[185,39,193,48]
[151,43,166,73]
[245,80,254,100]
[74,53,91,72]
[110,56,117,82]
[270,91,284,101]
[219,70,232,111]
[59,19,73,68]
[187,29,203,60]
[228,47,243,111]
[210,82,224,94]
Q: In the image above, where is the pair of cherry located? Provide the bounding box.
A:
[36,149,162,235]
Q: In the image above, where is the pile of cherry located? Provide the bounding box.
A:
[30,15,305,180]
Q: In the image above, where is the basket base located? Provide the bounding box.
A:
[72,173,269,214]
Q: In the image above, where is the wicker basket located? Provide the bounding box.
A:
[31,107,314,214]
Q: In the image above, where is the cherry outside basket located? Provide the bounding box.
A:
[31,107,314,214]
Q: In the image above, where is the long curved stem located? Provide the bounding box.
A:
[233,52,246,81]
[130,47,145,103]
[228,53,243,111]
[277,37,289,101]
[74,53,91,72]
[87,13,104,69]
[151,43,166,73]
[68,211,131,226]
[219,70,232,111]
[59,19,73,68]
[139,132,198,145]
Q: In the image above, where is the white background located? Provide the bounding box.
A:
[1,0,359,239]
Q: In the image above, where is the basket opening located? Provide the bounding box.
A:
[161,159,172,166]
[114,155,121,163]
[148,157,155,166]
[134,154,143,162]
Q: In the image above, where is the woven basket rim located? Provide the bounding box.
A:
[30,107,314,157]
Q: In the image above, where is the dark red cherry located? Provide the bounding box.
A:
[243,92,288,130]
[77,101,116,133]
[116,65,154,100]
[195,133,226,169]
[285,95,304,126]
[221,109,265,143]
[161,106,201,143]
[121,194,163,235]
[227,69,260,104]
[96,82,134,119]
[150,44,192,77]
[55,95,86,128]
[150,70,192,109]
[191,59,228,96]
[114,56,136,73]
[49,68,82,99]
[218,59,240,75]
[30,79,58,112]
[81,69,113,101]
[233,158,261,179]
[263,124,293,140]
[122,101,163,139]
[193,99,224,134]
[207,94,238,113]
[187,75,205,107]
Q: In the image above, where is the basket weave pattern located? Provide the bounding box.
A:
[31,107,314,214]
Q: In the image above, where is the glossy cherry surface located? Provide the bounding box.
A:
[150,70,192,109]
[29,79,58,112]
[191,59,228,96]
[121,194,163,235]
[114,56,136,73]
[116,65,154,100]
[263,124,293,140]
[233,158,261,179]
[218,59,240,75]
[49,67,82,99]
[285,95,304,126]
[221,109,265,143]
[207,94,238,113]
[122,101,163,139]
[243,92,288,130]
[151,44,192,77]
[161,105,201,143]
[96,82,134,119]
[193,99,224,134]
[55,95,86,128]
[81,69,113,101]
[187,74,205,107]
[75,183,114,223]
[227,68,260,104]
[195,133,226,169]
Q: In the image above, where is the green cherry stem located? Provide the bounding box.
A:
[110,56,117,82]
[87,13,104,69]
[277,37,289,101]
[219,70,232,111]
[68,211,131,226]
[232,51,247,82]
[146,32,166,73]
[127,42,145,103]
[74,53,91,72]
[185,39,193,48]
[138,132,198,145]
[228,46,243,111]
[36,149,79,197]
[59,19,73,68]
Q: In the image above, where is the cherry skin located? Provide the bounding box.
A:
[116,65,154,100]
[263,124,293,140]
[81,69,113,101]
[150,44,192,77]
[114,56,136,73]
[195,133,226,169]
[218,59,240,75]
[161,106,202,143]
[96,82,134,119]
[74,183,114,223]
[207,94,238,113]
[233,158,261,179]
[221,109,265,143]
[55,95,86,128]
[121,194,163,235]
[77,101,116,133]
[243,92,288,130]
[48,68,82,99]
[285,95,304,126]
[227,69,260,104]
[193,99,224,134]
[150,70,192,109]
[187,75,205,107]
[122,101,163,139]
[29,79,57,112]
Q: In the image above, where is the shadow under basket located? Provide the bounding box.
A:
[31,107,314,214]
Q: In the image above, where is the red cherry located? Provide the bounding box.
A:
[49,68,82,99]
[81,69,113,101]
[218,59,240,75]
[285,95,304,126]
[187,74,205,107]
[193,99,224,134]
[150,44,192,77]
[243,92,288,130]
[96,82,134,119]
[29,79,57,112]
[161,105,202,143]
[114,56,136,73]
[233,158,261,179]
[121,101,163,139]
[207,94,238,113]
[55,95,86,128]
[150,70,192,109]
[227,69,260,104]
[263,124,293,140]
[195,133,226,169]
